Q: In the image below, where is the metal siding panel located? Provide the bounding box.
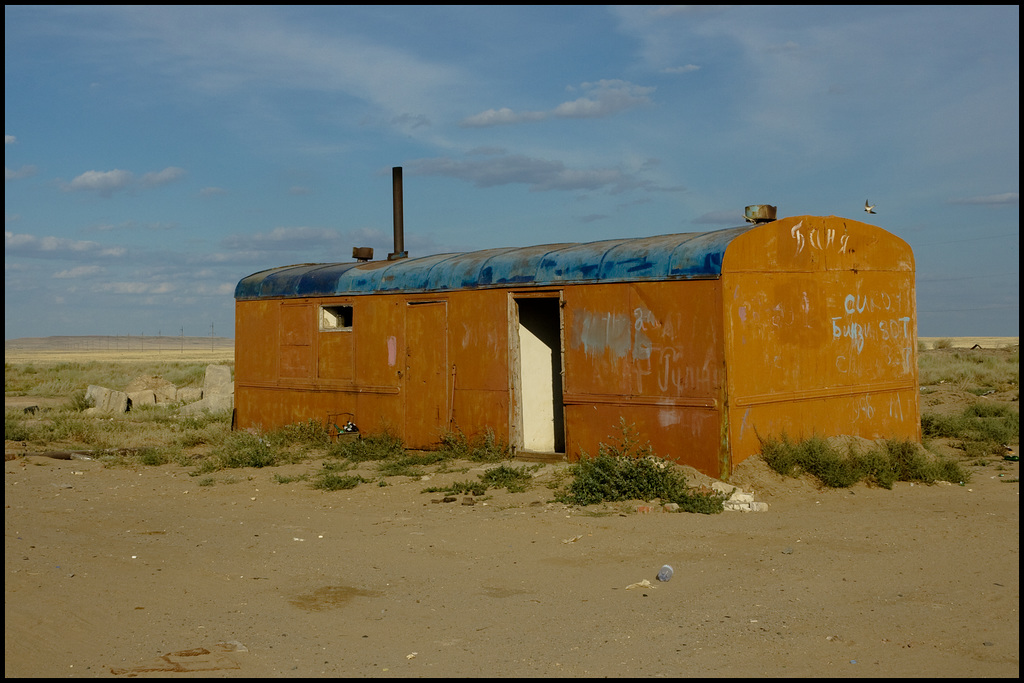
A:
[279,303,314,379]
[235,300,278,387]
[723,216,920,470]
[565,404,722,477]
[563,284,634,397]
[353,297,404,391]
[317,325,354,381]
[449,289,509,391]
[404,302,449,448]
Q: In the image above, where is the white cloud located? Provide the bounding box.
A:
[140,166,185,187]
[662,64,700,74]
[5,135,16,145]
[95,281,163,295]
[200,186,228,197]
[461,80,654,128]
[5,165,38,181]
[66,169,135,197]
[87,220,176,233]
[5,230,127,258]
[64,166,185,196]
[53,265,105,279]
[461,107,546,127]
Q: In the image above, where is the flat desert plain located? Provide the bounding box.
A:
[4,338,1019,678]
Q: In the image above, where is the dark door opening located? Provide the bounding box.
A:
[514,297,565,453]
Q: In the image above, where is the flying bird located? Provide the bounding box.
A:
[864,200,876,214]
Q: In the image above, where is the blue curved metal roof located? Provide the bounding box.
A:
[235,224,753,301]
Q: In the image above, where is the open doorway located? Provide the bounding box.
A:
[512,296,565,454]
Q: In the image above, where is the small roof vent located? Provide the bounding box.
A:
[352,247,374,262]
[744,205,777,224]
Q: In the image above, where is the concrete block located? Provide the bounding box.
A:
[128,390,157,407]
[203,365,233,396]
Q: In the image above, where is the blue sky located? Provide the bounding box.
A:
[5,5,1019,340]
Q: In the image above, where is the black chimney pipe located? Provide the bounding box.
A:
[388,166,408,260]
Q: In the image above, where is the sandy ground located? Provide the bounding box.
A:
[4,444,1018,678]
[5,339,1019,677]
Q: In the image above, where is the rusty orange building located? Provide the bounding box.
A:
[234,213,919,479]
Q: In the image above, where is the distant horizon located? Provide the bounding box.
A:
[5,334,234,347]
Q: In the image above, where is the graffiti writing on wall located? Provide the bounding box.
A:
[632,305,717,394]
[851,392,909,426]
[832,290,913,373]
[571,306,718,395]
[790,220,849,255]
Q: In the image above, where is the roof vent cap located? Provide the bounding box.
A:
[744,205,777,224]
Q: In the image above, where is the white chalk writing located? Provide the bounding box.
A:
[790,220,849,255]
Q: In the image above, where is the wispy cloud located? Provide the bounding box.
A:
[221,226,343,251]
[93,280,179,295]
[36,6,470,133]
[461,80,654,127]
[5,135,16,145]
[63,166,185,197]
[200,186,228,197]
[5,230,127,258]
[661,64,700,74]
[408,154,639,193]
[5,165,38,181]
[140,166,185,188]
[86,220,177,233]
[65,169,135,196]
[53,265,105,279]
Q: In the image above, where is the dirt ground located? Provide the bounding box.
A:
[4,446,1018,677]
[4,340,1019,678]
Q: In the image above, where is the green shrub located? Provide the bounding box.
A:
[554,420,725,513]
[268,418,333,448]
[312,471,366,491]
[922,403,1019,458]
[438,429,513,462]
[66,390,92,412]
[4,411,35,442]
[376,452,447,477]
[444,480,488,496]
[42,413,99,445]
[199,430,288,472]
[759,434,968,488]
[137,448,170,466]
[329,431,405,461]
[555,453,686,505]
[480,464,537,493]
